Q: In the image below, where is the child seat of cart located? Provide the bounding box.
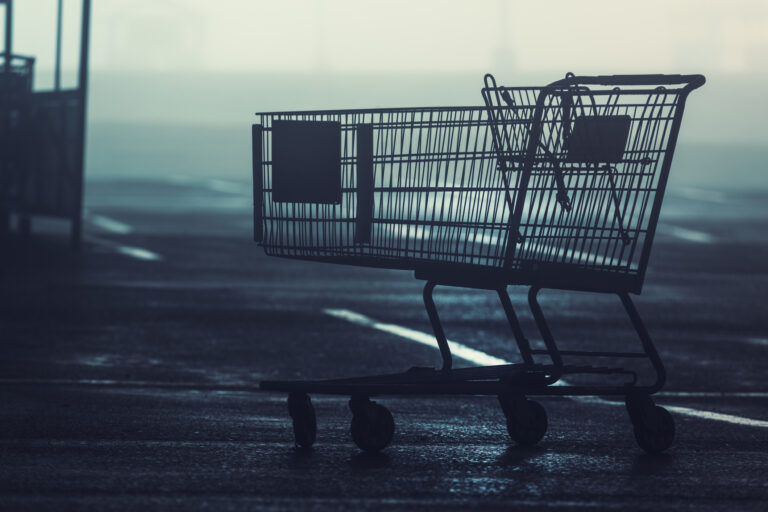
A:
[426,73,707,294]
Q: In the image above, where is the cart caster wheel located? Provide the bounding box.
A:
[288,392,316,449]
[349,397,395,453]
[632,405,675,454]
[625,392,655,426]
[499,395,548,447]
[625,393,674,453]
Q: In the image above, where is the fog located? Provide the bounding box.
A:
[8,0,768,188]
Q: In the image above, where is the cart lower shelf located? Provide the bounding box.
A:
[260,364,675,454]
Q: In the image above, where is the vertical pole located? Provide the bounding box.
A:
[4,0,12,72]
[80,0,93,92]
[70,0,91,250]
[252,124,263,243]
[54,0,62,91]
[1,0,13,234]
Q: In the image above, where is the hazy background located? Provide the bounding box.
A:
[11,0,768,189]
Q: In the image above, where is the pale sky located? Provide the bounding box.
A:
[7,0,768,78]
[6,0,768,147]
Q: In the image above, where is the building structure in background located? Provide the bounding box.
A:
[0,0,91,248]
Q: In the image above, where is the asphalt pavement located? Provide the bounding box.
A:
[1,177,767,510]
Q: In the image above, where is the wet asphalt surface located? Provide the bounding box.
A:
[1,178,767,510]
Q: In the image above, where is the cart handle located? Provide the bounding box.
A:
[550,73,706,90]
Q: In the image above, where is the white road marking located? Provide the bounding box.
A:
[674,187,726,203]
[324,308,768,429]
[168,175,248,196]
[207,179,245,195]
[746,337,768,347]
[663,405,768,428]
[117,246,162,261]
[566,395,768,428]
[84,212,161,260]
[88,214,133,235]
[88,236,163,262]
[662,224,715,244]
[568,395,768,428]
[324,309,507,367]
[659,391,768,398]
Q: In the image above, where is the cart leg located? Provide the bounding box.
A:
[497,287,534,366]
[527,286,564,382]
[618,292,666,393]
[423,280,452,372]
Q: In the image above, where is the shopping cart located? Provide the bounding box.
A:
[254,73,705,453]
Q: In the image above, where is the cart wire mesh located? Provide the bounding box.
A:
[256,106,516,269]
[254,74,702,290]
[482,74,697,283]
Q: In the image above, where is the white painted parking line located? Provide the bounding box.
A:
[674,187,726,204]
[569,396,768,428]
[168,175,248,196]
[88,236,163,262]
[117,246,162,261]
[85,213,160,260]
[325,309,507,366]
[746,337,768,347]
[662,224,715,244]
[324,308,768,429]
[663,405,768,428]
[87,214,133,235]
[659,391,768,398]
[207,179,245,195]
